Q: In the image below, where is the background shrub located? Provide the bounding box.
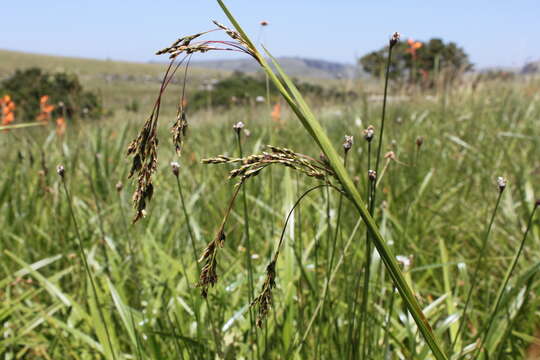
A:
[2,67,102,121]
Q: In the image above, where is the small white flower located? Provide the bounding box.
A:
[497,176,506,191]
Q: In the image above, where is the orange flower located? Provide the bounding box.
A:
[271,103,281,123]
[43,104,55,114]
[37,95,55,122]
[56,117,66,136]
[1,94,16,126]
[406,38,423,58]
[3,112,14,125]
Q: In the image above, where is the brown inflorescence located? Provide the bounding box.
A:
[251,260,276,327]
[202,145,336,182]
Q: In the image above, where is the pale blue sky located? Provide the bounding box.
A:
[2,1,539,68]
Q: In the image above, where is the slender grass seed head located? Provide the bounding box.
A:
[497,176,507,192]
[56,165,65,178]
[343,135,354,153]
[171,161,180,177]
[363,125,375,142]
[233,121,245,135]
[389,32,401,48]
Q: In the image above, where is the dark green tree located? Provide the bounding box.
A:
[189,72,356,110]
[359,38,473,85]
[1,67,102,121]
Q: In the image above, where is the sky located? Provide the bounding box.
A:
[2,1,539,69]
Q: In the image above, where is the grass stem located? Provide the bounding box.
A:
[451,189,504,352]
[59,168,117,360]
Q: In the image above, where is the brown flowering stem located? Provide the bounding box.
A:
[252,184,341,328]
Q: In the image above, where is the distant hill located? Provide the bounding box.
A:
[189,57,361,79]
[0,49,227,86]
[0,49,230,110]
[0,49,354,113]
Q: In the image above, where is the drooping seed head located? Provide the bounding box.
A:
[343,135,354,153]
[368,169,377,181]
[56,165,65,178]
[389,32,401,48]
[233,121,245,134]
[496,176,507,192]
[363,125,375,142]
[116,181,123,192]
[171,161,180,177]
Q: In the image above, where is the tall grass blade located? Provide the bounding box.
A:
[216,1,447,358]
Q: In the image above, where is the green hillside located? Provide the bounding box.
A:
[0,49,230,111]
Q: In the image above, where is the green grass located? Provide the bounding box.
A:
[1,41,540,360]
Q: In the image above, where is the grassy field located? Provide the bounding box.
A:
[1,44,540,360]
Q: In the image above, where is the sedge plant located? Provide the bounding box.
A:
[123,1,448,358]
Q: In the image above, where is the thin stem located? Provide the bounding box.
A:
[360,179,374,359]
[274,184,338,359]
[383,287,396,359]
[115,190,143,360]
[174,173,222,357]
[236,131,260,359]
[328,153,348,286]
[60,175,117,360]
[473,204,538,359]
[296,197,362,354]
[319,152,348,356]
[360,41,395,360]
[451,190,504,351]
[373,43,394,182]
[175,176,199,265]
[347,141,369,359]
[87,173,111,277]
